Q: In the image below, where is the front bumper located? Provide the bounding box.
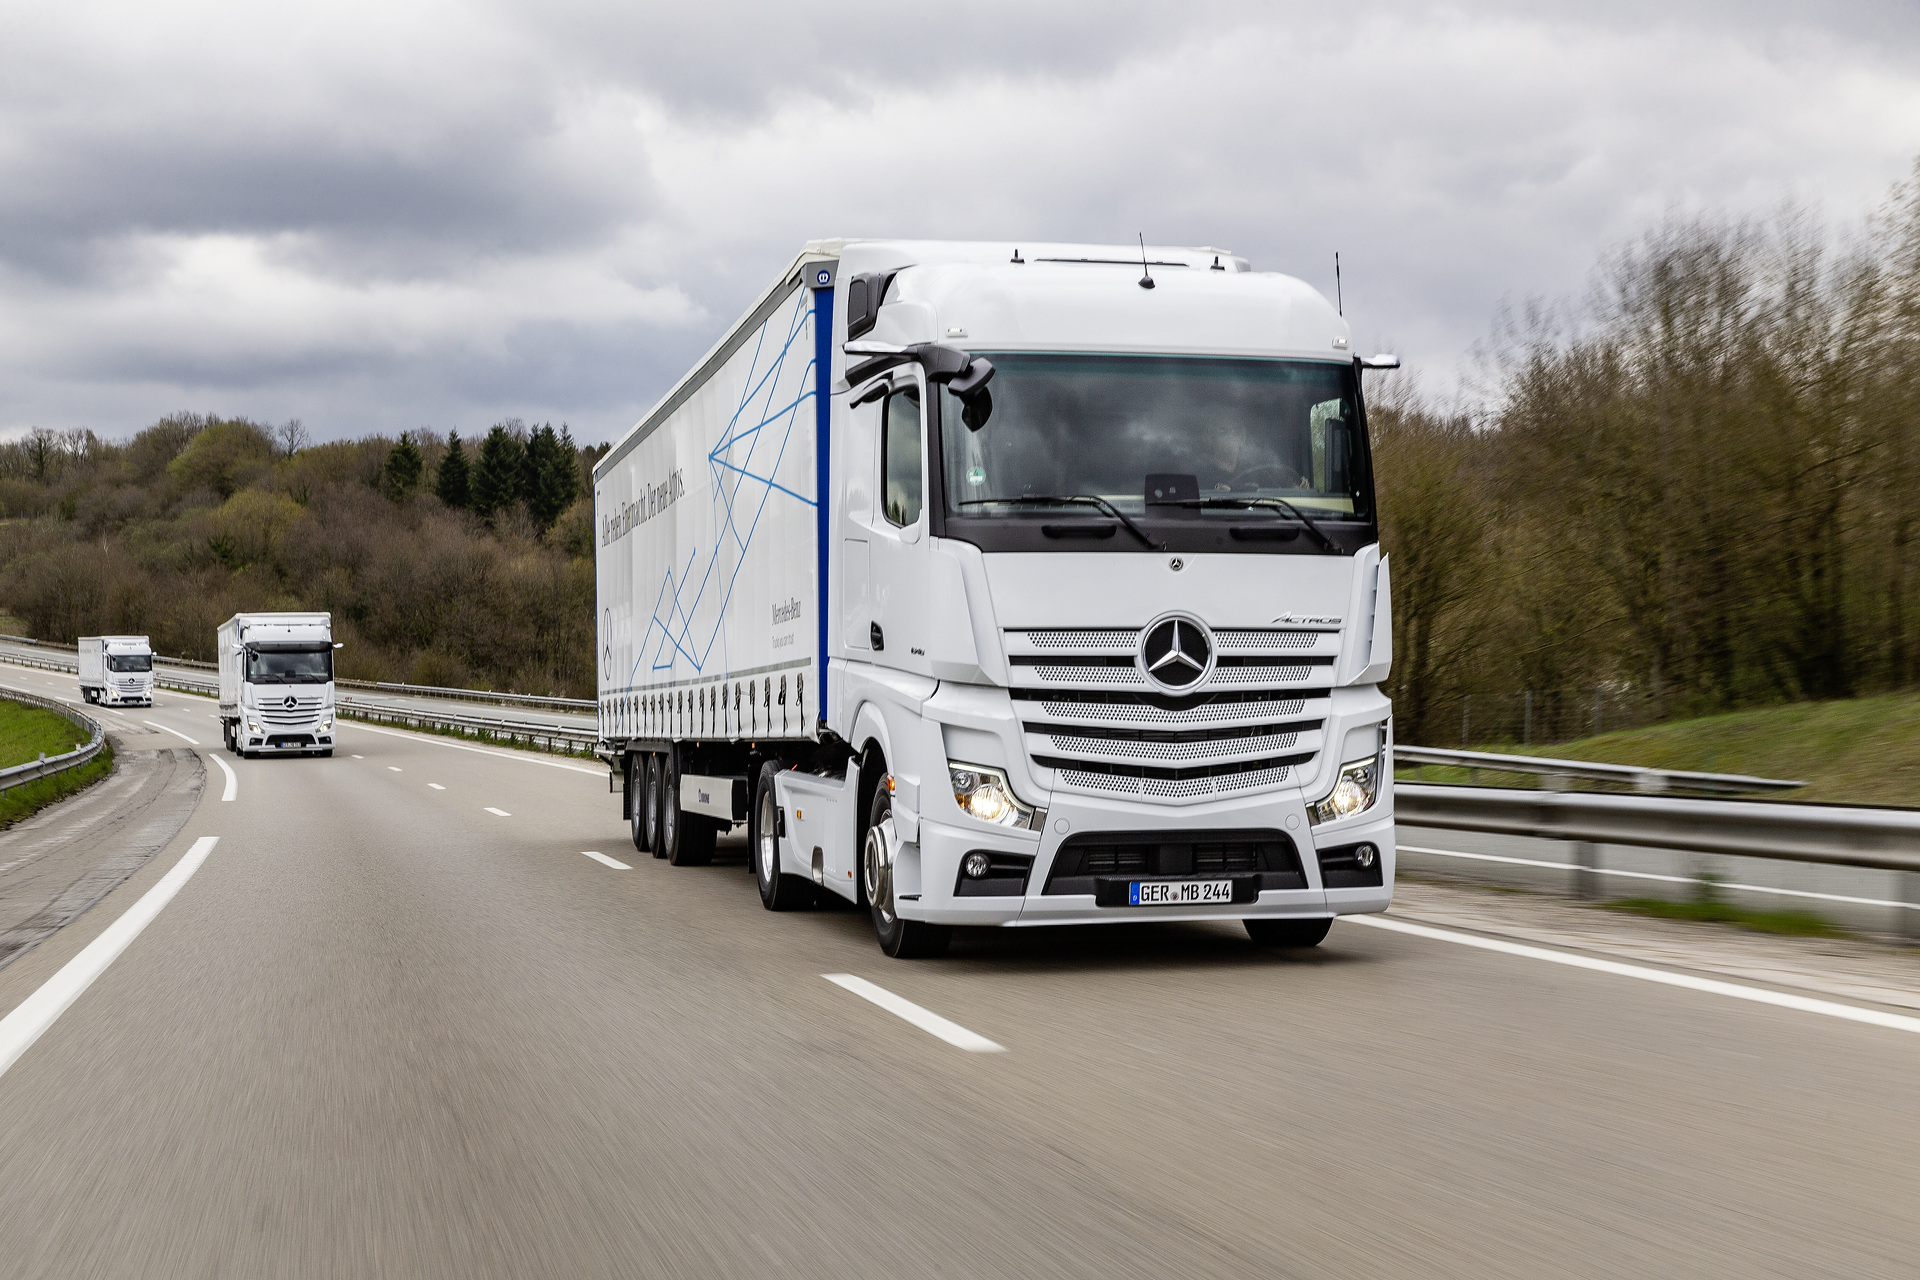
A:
[903,788,1394,927]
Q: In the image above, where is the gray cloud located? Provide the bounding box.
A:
[1,1,1916,443]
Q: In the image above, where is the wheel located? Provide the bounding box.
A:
[659,748,707,865]
[644,754,666,858]
[1244,917,1333,949]
[317,749,333,758]
[864,786,950,958]
[628,754,650,853]
[754,762,811,910]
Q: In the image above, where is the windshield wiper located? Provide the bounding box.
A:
[959,495,1164,550]
[1160,496,1340,552]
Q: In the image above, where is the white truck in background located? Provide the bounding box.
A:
[217,612,338,758]
[78,635,154,707]
[595,239,1397,957]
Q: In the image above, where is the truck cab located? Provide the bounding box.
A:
[78,635,155,707]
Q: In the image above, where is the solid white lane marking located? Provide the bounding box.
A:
[387,766,402,772]
[484,807,510,817]
[0,836,220,1081]
[582,851,630,869]
[340,721,601,775]
[1400,843,1920,913]
[1346,915,1920,1036]
[428,783,445,790]
[822,974,1006,1053]
[142,720,198,745]
[209,752,237,802]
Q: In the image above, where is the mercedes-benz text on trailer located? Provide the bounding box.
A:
[218,612,339,758]
[594,240,1397,957]
[78,635,154,707]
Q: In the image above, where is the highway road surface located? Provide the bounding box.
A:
[1,671,1917,1277]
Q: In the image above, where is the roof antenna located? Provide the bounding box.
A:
[1334,251,1343,315]
[1010,247,1024,264]
[1137,233,1155,290]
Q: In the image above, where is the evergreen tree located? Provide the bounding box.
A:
[382,432,424,501]
[435,431,472,510]
[522,422,576,533]
[555,424,581,510]
[471,425,525,520]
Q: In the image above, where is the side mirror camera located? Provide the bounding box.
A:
[332,642,344,650]
[845,272,889,340]
[946,357,995,432]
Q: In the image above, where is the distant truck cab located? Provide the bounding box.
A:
[595,239,1396,957]
[78,635,154,707]
[217,612,338,758]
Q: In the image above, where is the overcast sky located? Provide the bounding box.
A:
[2,1,1916,444]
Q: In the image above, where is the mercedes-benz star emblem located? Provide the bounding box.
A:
[1138,616,1213,690]
[284,695,298,710]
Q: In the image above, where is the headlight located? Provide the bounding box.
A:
[247,721,259,733]
[1310,754,1379,826]
[949,761,1039,830]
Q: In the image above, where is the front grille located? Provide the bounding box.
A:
[260,695,325,727]
[1045,829,1306,895]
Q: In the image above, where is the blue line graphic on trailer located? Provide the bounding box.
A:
[630,289,818,686]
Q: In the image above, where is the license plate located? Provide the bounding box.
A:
[1128,879,1233,906]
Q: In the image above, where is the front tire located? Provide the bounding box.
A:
[754,761,811,910]
[1245,917,1333,949]
[864,787,950,958]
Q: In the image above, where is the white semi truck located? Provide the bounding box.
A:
[78,635,154,706]
[594,239,1396,957]
[217,612,338,757]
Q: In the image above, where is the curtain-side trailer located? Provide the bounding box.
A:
[595,239,1397,957]
[78,635,154,706]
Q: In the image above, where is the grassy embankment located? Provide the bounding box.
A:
[0,696,113,827]
[1395,688,1920,808]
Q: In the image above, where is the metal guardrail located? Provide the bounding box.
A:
[1394,745,1805,796]
[342,702,597,754]
[1396,783,1920,874]
[0,686,106,792]
[340,680,593,712]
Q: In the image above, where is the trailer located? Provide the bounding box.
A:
[596,239,1397,956]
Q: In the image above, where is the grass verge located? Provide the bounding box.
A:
[0,697,94,769]
[0,742,114,829]
[1603,895,1845,938]
[1397,687,1920,806]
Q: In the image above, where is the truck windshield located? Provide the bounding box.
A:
[245,648,333,683]
[107,654,153,672]
[942,354,1368,518]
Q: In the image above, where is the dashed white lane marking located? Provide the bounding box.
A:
[1345,915,1920,1037]
[1400,843,1920,913]
[428,783,445,790]
[484,807,511,817]
[209,753,237,802]
[142,720,198,745]
[0,836,220,1081]
[387,766,402,772]
[582,851,630,869]
[822,974,1006,1053]
[351,754,364,759]
[341,721,601,775]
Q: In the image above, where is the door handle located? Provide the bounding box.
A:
[870,622,885,651]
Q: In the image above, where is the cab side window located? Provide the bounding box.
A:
[882,385,923,527]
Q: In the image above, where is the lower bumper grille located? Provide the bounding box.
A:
[1044,829,1305,896]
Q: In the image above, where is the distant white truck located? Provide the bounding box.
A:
[78,635,154,707]
[217,612,338,757]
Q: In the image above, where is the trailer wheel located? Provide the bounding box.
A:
[637,756,660,855]
[665,746,712,866]
[865,787,950,958]
[1244,918,1332,949]
[754,762,810,910]
[644,754,666,858]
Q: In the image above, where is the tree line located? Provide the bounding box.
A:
[1376,159,1920,745]
[0,416,607,696]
